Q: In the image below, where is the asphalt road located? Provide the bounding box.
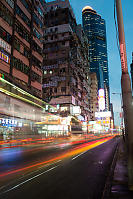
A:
[0,136,120,199]
[0,137,102,174]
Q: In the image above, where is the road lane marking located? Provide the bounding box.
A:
[72,151,87,160]
[1,165,58,194]
[38,160,61,169]
[0,137,113,178]
[0,160,62,192]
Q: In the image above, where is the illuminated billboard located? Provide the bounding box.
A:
[98,89,105,111]
[95,111,112,118]
[70,106,81,115]
[0,38,11,53]
[0,51,10,64]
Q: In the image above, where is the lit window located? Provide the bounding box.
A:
[44,70,47,75]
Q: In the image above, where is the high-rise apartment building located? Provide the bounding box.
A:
[0,0,45,98]
[0,0,49,137]
[82,6,110,110]
[43,0,91,123]
[90,72,98,120]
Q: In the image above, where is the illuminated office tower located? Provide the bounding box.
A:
[82,6,110,110]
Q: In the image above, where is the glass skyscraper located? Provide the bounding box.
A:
[82,6,110,109]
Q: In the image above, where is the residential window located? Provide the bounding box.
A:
[0,26,12,44]
[37,7,43,17]
[16,5,30,27]
[55,27,58,32]
[12,57,29,75]
[31,71,41,83]
[5,0,14,8]
[32,55,42,68]
[60,68,66,73]
[62,41,65,45]
[20,0,30,11]
[33,40,42,55]
[62,50,66,54]
[40,0,45,7]
[14,39,20,52]
[33,27,41,40]
[33,13,43,28]
[61,87,66,92]
[50,88,52,93]
[0,2,13,26]
[24,47,30,58]
[15,21,30,42]
[55,35,58,39]
[54,88,57,93]
[43,70,47,75]
[44,36,48,41]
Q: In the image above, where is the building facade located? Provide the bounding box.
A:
[0,0,45,98]
[0,0,48,137]
[82,6,110,110]
[43,0,91,125]
[90,72,98,120]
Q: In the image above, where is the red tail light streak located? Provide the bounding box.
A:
[0,136,114,178]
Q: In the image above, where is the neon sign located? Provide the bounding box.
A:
[0,118,17,127]
[98,89,105,111]
[0,73,4,80]
[0,51,10,63]
[0,38,11,53]
[95,111,112,118]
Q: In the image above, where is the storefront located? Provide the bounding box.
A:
[0,116,35,139]
[35,115,71,137]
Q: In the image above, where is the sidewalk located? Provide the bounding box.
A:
[107,138,133,198]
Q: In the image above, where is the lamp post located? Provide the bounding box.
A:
[116,0,133,190]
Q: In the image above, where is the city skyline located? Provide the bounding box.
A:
[62,0,133,125]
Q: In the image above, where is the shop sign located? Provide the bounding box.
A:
[0,38,11,53]
[98,89,105,111]
[0,73,4,80]
[95,111,112,118]
[70,106,81,116]
[0,51,10,64]
[0,118,17,127]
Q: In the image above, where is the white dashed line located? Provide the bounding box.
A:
[72,151,87,160]
[2,165,58,194]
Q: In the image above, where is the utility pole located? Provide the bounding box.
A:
[115,0,133,190]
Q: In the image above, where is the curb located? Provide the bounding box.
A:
[101,137,120,199]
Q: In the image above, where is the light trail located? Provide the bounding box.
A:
[1,166,58,194]
[0,137,54,146]
[0,136,114,178]
[0,140,53,150]
[72,151,86,160]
